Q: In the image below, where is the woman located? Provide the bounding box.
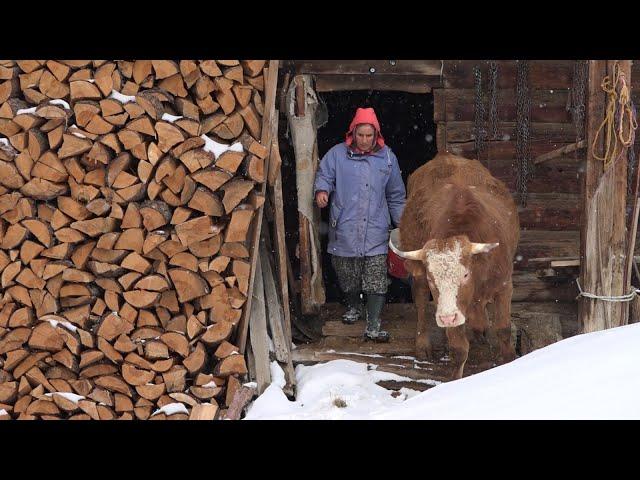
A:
[314,107,406,342]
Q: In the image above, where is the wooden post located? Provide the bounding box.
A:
[579,60,632,332]
[237,60,279,354]
[613,60,631,326]
[579,60,607,332]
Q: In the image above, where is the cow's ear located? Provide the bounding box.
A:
[470,242,499,254]
[405,259,426,277]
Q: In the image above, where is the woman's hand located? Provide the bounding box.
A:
[315,191,329,208]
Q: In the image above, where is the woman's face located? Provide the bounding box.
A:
[355,124,376,152]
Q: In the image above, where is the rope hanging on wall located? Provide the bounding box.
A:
[473,65,487,158]
[515,60,532,207]
[488,61,499,140]
[591,62,638,170]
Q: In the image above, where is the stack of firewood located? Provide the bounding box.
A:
[0,60,270,420]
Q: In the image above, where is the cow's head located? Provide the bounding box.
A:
[390,235,498,328]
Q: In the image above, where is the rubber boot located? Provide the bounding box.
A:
[342,291,362,324]
[364,294,390,342]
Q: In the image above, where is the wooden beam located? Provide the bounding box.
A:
[314,74,434,93]
[293,60,443,76]
[237,60,279,354]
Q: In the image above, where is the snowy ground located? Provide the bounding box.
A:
[245,323,640,419]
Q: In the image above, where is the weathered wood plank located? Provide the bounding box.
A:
[516,193,580,230]
[267,117,292,346]
[438,88,572,123]
[442,60,574,89]
[515,230,580,270]
[445,121,577,143]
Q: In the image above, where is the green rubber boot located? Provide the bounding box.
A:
[364,294,390,342]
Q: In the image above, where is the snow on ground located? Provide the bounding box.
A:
[245,359,419,420]
[245,323,640,420]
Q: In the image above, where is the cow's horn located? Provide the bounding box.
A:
[389,237,425,261]
[470,242,500,254]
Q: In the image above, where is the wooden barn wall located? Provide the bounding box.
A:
[436,60,582,302]
[289,60,640,305]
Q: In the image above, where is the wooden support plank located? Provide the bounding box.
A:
[236,60,279,354]
[248,252,271,395]
[534,140,586,165]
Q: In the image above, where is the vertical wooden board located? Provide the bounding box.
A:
[248,256,271,395]
[269,143,292,343]
[260,238,288,362]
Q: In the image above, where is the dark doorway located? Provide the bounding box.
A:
[316,90,438,304]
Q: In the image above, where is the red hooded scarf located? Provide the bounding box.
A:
[345,107,385,153]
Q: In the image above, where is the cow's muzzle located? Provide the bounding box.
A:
[436,312,464,328]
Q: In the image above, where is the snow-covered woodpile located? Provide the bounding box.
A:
[0,60,271,420]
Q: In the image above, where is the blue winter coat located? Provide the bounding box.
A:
[314,143,406,257]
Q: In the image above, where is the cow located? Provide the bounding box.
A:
[389,152,520,380]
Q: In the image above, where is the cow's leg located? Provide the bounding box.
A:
[446,324,469,380]
[493,281,516,365]
[411,277,432,360]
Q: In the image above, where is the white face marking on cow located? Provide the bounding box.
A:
[425,241,468,327]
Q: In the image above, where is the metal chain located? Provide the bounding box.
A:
[569,60,588,141]
[516,60,532,207]
[488,61,499,140]
[474,65,487,159]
